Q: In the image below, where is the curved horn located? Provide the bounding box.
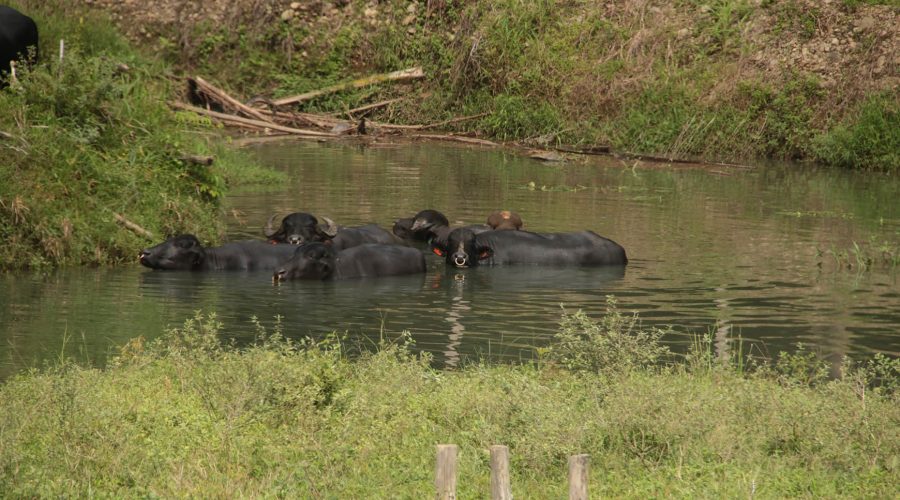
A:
[318,216,339,238]
[263,214,280,238]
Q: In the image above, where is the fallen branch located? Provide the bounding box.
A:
[373,112,489,131]
[272,66,425,108]
[553,145,610,155]
[612,151,755,169]
[114,213,154,240]
[171,102,336,137]
[0,130,22,141]
[190,77,273,123]
[334,98,405,118]
[263,109,341,129]
[412,134,499,147]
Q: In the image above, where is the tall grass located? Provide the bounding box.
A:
[0,305,897,497]
[0,1,282,269]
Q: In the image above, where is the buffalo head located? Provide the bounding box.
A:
[264,212,338,245]
[431,228,492,268]
[272,242,337,282]
[140,234,206,270]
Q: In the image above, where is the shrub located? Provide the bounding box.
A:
[547,296,671,375]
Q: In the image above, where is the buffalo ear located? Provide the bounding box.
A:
[432,247,445,257]
[477,247,493,260]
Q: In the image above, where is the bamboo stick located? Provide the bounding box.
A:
[333,98,405,117]
[272,66,425,107]
[114,213,153,240]
[371,112,489,131]
[171,102,336,137]
[191,77,273,123]
[412,133,499,147]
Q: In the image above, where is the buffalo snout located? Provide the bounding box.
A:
[451,250,470,268]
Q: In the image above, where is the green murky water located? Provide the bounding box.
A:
[2,140,898,378]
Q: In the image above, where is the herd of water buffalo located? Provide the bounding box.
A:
[4,7,629,281]
[138,210,628,282]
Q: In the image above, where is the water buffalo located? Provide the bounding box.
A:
[139,234,299,271]
[272,242,426,282]
[392,209,450,242]
[486,210,524,230]
[393,209,517,248]
[432,228,627,268]
[264,212,401,250]
[1,6,38,87]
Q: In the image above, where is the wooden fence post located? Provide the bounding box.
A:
[490,445,512,500]
[568,454,590,500]
[436,444,458,500]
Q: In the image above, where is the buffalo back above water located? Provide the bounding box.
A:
[433,228,628,268]
[266,212,400,250]
[393,209,493,248]
[273,242,426,281]
[140,234,298,271]
[392,209,451,242]
[0,6,38,86]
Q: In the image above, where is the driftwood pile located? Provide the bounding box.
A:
[171,67,754,169]
[172,67,497,147]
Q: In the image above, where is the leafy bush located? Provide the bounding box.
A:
[812,92,900,171]
[547,296,671,374]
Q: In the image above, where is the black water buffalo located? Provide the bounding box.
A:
[1,6,38,87]
[392,209,450,242]
[140,234,299,271]
[265,212,401,250]
[272,242,426,282]
[392,209,507,248]
[432,228,627,268]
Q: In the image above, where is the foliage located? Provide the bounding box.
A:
[2,306,897,497]
[0,1,283,269]
[811,92,900,171]
[547,296,671,375]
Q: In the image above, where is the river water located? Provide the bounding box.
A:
[1,140,898,378]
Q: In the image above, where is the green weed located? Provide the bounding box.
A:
[816,238,900,271]
[812,92,900,171]
[547,296,671,375]
[0,307,897,496]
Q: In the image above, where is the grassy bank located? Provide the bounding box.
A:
[0,1,282,269]
[89,0,900,170]
[1,302,897,497]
